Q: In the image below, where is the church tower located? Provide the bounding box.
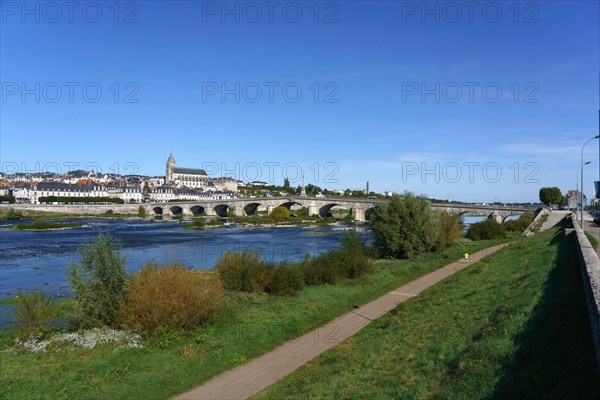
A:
[166,153,176,184]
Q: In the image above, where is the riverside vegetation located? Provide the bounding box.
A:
[1,193,534,399]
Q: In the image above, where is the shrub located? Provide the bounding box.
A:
[122,262,224,335]
[369,192,437,259]
[138,205,146,217]
[466,219,507,240]
[216,250,265,292]
[504,212,533,232]
[302,232,372,285]
[338,232,373,278]
[6,208,22,220]
[435,211,462,250]
[301,252,342,285]
[216,250,304,295]
[270,206,290,221]
[67,233,127,328]
[12,290,58,340]
[266,262,305,296]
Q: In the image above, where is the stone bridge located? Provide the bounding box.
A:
[149,197,381,222]
[1,197,535,223]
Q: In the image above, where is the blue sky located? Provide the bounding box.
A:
[1,0,598,202]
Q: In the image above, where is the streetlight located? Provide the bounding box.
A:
[581,135,600,231]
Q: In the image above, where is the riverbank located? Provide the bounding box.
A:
[0,237,515,399]
[255,227,599,399]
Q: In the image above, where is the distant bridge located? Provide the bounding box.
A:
[0,196,535,222]
[2,197,535,223]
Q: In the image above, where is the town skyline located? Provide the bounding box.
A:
[2,2,599,203]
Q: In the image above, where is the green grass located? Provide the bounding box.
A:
[12,222,82,231]
[585,232,598,250]
[254,228,600,399]
[0,237,515,399]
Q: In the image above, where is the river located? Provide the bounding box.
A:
[0,218,371,298]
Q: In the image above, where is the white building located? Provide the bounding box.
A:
[166,153,208,189]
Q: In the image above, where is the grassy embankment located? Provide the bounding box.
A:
[0,236,514,399]
[255,226,600,399]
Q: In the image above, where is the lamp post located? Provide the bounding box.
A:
[581,135,600,231]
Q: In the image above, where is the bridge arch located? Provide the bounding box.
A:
[502,213,522,223]
[244,203,261,216]
[319,203,338,218]
[277,201,303,210]
[170,206,183,215]
[364,207,375,221]
[190,205,206,216]
[214,204,230,217]
[153,206,163,215]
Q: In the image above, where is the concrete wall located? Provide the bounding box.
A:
[571,216,600,374]
[0,203,141,215]
[522,208,548,237]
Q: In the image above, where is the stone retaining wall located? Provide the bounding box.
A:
[571,216,600,373]
[522,207,547,236]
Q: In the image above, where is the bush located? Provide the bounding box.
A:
[138,205,146,217]
[302,232,372,285]
[6,208,22,220]
[270,206,290,221]
[436,211,462,250]
[266,262,304,296]
[466,219,507,240]
[67,233,127,328]
[216,250,265,292]
[369,192,437,259]
[12,290,58,340]
[122,262,224,335]
[504,212,533,232]
[216,250,304,296]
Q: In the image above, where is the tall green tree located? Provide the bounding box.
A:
[539,187,564,206]
[369,192,437,259]
[283,178,290,191]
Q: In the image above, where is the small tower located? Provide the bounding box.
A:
[300,174,307,197]
[365,180,370,195]
[166,153,176,184]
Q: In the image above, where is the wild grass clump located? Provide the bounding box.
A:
[466,219,507,240]
[12,290,58,340]
[122,262,225,335]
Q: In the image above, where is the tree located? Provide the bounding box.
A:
[283,178,290,191]
[435,211,462,250]
[539,187,563,206]
[67,233,127,328]
[138,205,146,217]
[369,192,437,259]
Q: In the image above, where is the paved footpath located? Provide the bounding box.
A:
[539,210,569,232]
[174,243,511,400]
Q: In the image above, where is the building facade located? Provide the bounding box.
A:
[165,153,208,189]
